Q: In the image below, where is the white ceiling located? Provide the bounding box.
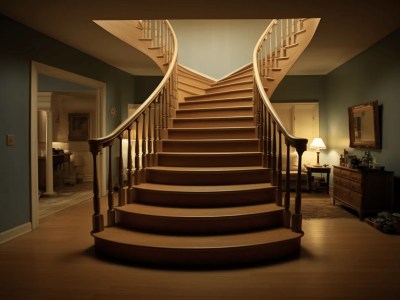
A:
[1,0,399,76]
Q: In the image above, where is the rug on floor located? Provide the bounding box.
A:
[292,193,356,219]
[39,182,92,219]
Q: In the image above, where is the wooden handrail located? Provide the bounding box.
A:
[89,20,178,233]
[253,19,314,233]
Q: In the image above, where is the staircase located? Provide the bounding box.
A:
[92,66,302,267]
[90,18,320,268]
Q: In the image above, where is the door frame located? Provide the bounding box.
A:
[30,61,106,229]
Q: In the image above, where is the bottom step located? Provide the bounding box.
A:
[93,227,302,267]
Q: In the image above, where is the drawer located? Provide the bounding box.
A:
[333,167,341,176]
[347,191,362,209]
[340,169,351,179]
[340,178,351,188]
[350,171,362,182]
[349,180,362,193]
[333,185,348,200]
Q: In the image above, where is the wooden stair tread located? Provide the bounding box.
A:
[93,227,301,249]
[116,202,282,218]
[147,166,266,172]
[159,151,261,155]
[179,96,252,105]
[168,126,256,131]
[135,182,273,193]
[185,88,253,100]
[163,138,258,142]
[177,106,253,112]
[172,116,254,121]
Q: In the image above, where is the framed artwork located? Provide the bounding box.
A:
[68,113,90,141]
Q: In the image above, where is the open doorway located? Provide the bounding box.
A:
[30,62,106,228]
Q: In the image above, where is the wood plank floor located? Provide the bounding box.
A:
[1,195,400,299]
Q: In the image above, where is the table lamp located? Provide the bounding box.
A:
[309,137,326,166]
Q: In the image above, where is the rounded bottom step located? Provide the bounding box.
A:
[93,227,302,268]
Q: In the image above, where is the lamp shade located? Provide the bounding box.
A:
[309,138,326,150]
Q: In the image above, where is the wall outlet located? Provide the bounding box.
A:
[6,134,15,146]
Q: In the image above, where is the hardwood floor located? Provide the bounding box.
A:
[1,195,399,299]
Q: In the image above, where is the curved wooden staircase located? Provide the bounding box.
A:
[93,68,302,267]
[90,18,320,268]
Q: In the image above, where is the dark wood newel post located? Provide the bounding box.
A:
[90,143,104,233]
[107,143,115,227]
[292,145,306,233]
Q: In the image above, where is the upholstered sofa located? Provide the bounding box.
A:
[280,151,308,191]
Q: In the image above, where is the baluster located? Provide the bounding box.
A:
[118,135,125,206]
[141,112,147,170]
[286,19,289,46]
[267,112,272,168]
[274,22,278,60]
[147,104,153,167]
[263,105,268,168]
[134,119,140,185]
[272,120,277,192]
[154,97,160,152]
[280,19,284,53]
[162,87,167,134]
[127,126,133,203]
[284,141,291,228]
[91,148,104,232]
[107,144,115,226]
[292,148,305,233]
[276,130,283,206]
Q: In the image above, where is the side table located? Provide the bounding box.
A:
[305,165,331,194]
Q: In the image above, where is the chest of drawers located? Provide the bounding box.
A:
[333,166,393,219]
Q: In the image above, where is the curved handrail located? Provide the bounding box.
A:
[90,20,178,233]
[252,19,317,233]
[89,20,178,153]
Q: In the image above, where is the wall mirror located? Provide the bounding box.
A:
[348,100,381,149]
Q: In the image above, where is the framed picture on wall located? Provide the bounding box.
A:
[68,113,90,141]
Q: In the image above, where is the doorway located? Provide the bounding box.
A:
[30,62,106,228]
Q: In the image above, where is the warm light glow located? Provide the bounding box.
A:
[309,138,326,150]
[309,138,326,166]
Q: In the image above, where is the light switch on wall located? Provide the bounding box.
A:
[6,134,15,146]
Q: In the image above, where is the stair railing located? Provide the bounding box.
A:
[89,20,178,233]
[253,19,308,233]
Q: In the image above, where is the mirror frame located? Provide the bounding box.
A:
[348,100,381,149]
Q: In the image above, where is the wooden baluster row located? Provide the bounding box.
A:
[127,126,133,203]
[107,144,115,226]
[284,142,291,228]
[118,135,125,206]
[91,149,103,233]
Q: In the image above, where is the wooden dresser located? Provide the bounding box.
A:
[333,165,393,219]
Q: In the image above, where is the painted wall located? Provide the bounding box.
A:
[0,14,138,233]
[325,28,400,176]
[171,20,270,79]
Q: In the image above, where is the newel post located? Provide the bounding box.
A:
[90,142,104,233]
[292,144,306,233]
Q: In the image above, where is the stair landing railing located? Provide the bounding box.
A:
[88,20,178,233]
[253,19,308,233]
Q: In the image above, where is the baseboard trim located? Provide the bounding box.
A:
[0,222,32,245]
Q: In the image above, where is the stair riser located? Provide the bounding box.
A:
[185,90,252,101]
[178,98,252,109]
[94,236,301,267]
[212,75,253,87]
[167,128,256,140]
[162,140,259,152]
[146,169,270,185]
[178,82,206,95]
[172,117,255,128]
[157,153,263,167]
[206,82,253,94]
[117,210,283,235]
[176,107,253,118]
[133,188,275,208]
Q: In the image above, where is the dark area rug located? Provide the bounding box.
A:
[290,192,356,219]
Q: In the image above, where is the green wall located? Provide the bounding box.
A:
[325,28,400,176]
[270,28,400,178]
[171,20,270,79]
[0,14,140,233]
